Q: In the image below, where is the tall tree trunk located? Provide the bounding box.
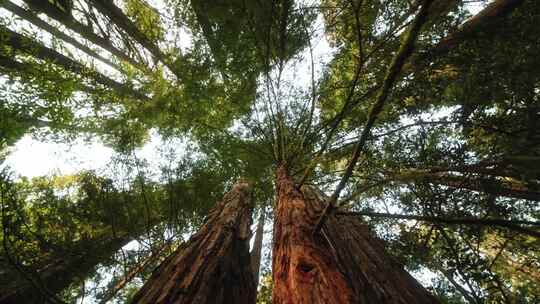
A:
[0,233,132,304]
[411,0,525,67]
[272,165,439,303]
[190,1,224,67]
[428,0,524,56]
[1,0,120,70]
[21,0,143,69]
[0,54,95,94]
[0,26,146,100]
[131,181,256,304]
[87,0,177,75]
[250,209,265,285]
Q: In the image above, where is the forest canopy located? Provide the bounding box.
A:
[0,0,539,303]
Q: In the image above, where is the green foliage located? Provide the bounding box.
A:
[2,0,540,302]
[256,272,273,304]
[125,0,164,43]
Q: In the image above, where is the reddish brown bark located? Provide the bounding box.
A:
[272,165,439,304]
[131,181,256,304]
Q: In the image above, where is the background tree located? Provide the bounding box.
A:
[1,0,539,303]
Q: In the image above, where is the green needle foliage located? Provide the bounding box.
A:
[0,0,539,303]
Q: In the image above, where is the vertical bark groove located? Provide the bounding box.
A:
[131,181,256,304]
[273,165,439,304]
[273,165,355,303]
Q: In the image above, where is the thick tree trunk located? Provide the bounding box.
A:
[0,233,132,304]
[428,0,524,56]
[272,165,439,303]
[131,181,256,304]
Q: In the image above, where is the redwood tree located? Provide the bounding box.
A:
[272,165,439,303]
[2,0,539,302]
[131,181,256,304]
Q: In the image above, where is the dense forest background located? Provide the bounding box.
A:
[0,0,539,303]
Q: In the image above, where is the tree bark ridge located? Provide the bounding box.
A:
[273,165,440,303]
[131,181,256,304]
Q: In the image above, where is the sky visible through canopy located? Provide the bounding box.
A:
[2,0,337,179]
[0,0,491,302]
[2,0,484,180]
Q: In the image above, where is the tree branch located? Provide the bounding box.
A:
[313,0,435,234]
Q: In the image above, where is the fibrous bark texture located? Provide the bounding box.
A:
[272,165,439,304]
[131,181,256,304]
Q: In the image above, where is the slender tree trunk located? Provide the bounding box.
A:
[336,211,540,238]
[272,165,439,303]
[131,181,256,304]
[1,0,120,70]
[0,233,132,304]
[250,209,265,285]
[87,0,175,73]
[0,26,146,99]
[0,54,95,94]
[440,270,480,304]
[190,1,223,66]
[98,242,172,304]
[21,0,143,69]
[395,170,540,201]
